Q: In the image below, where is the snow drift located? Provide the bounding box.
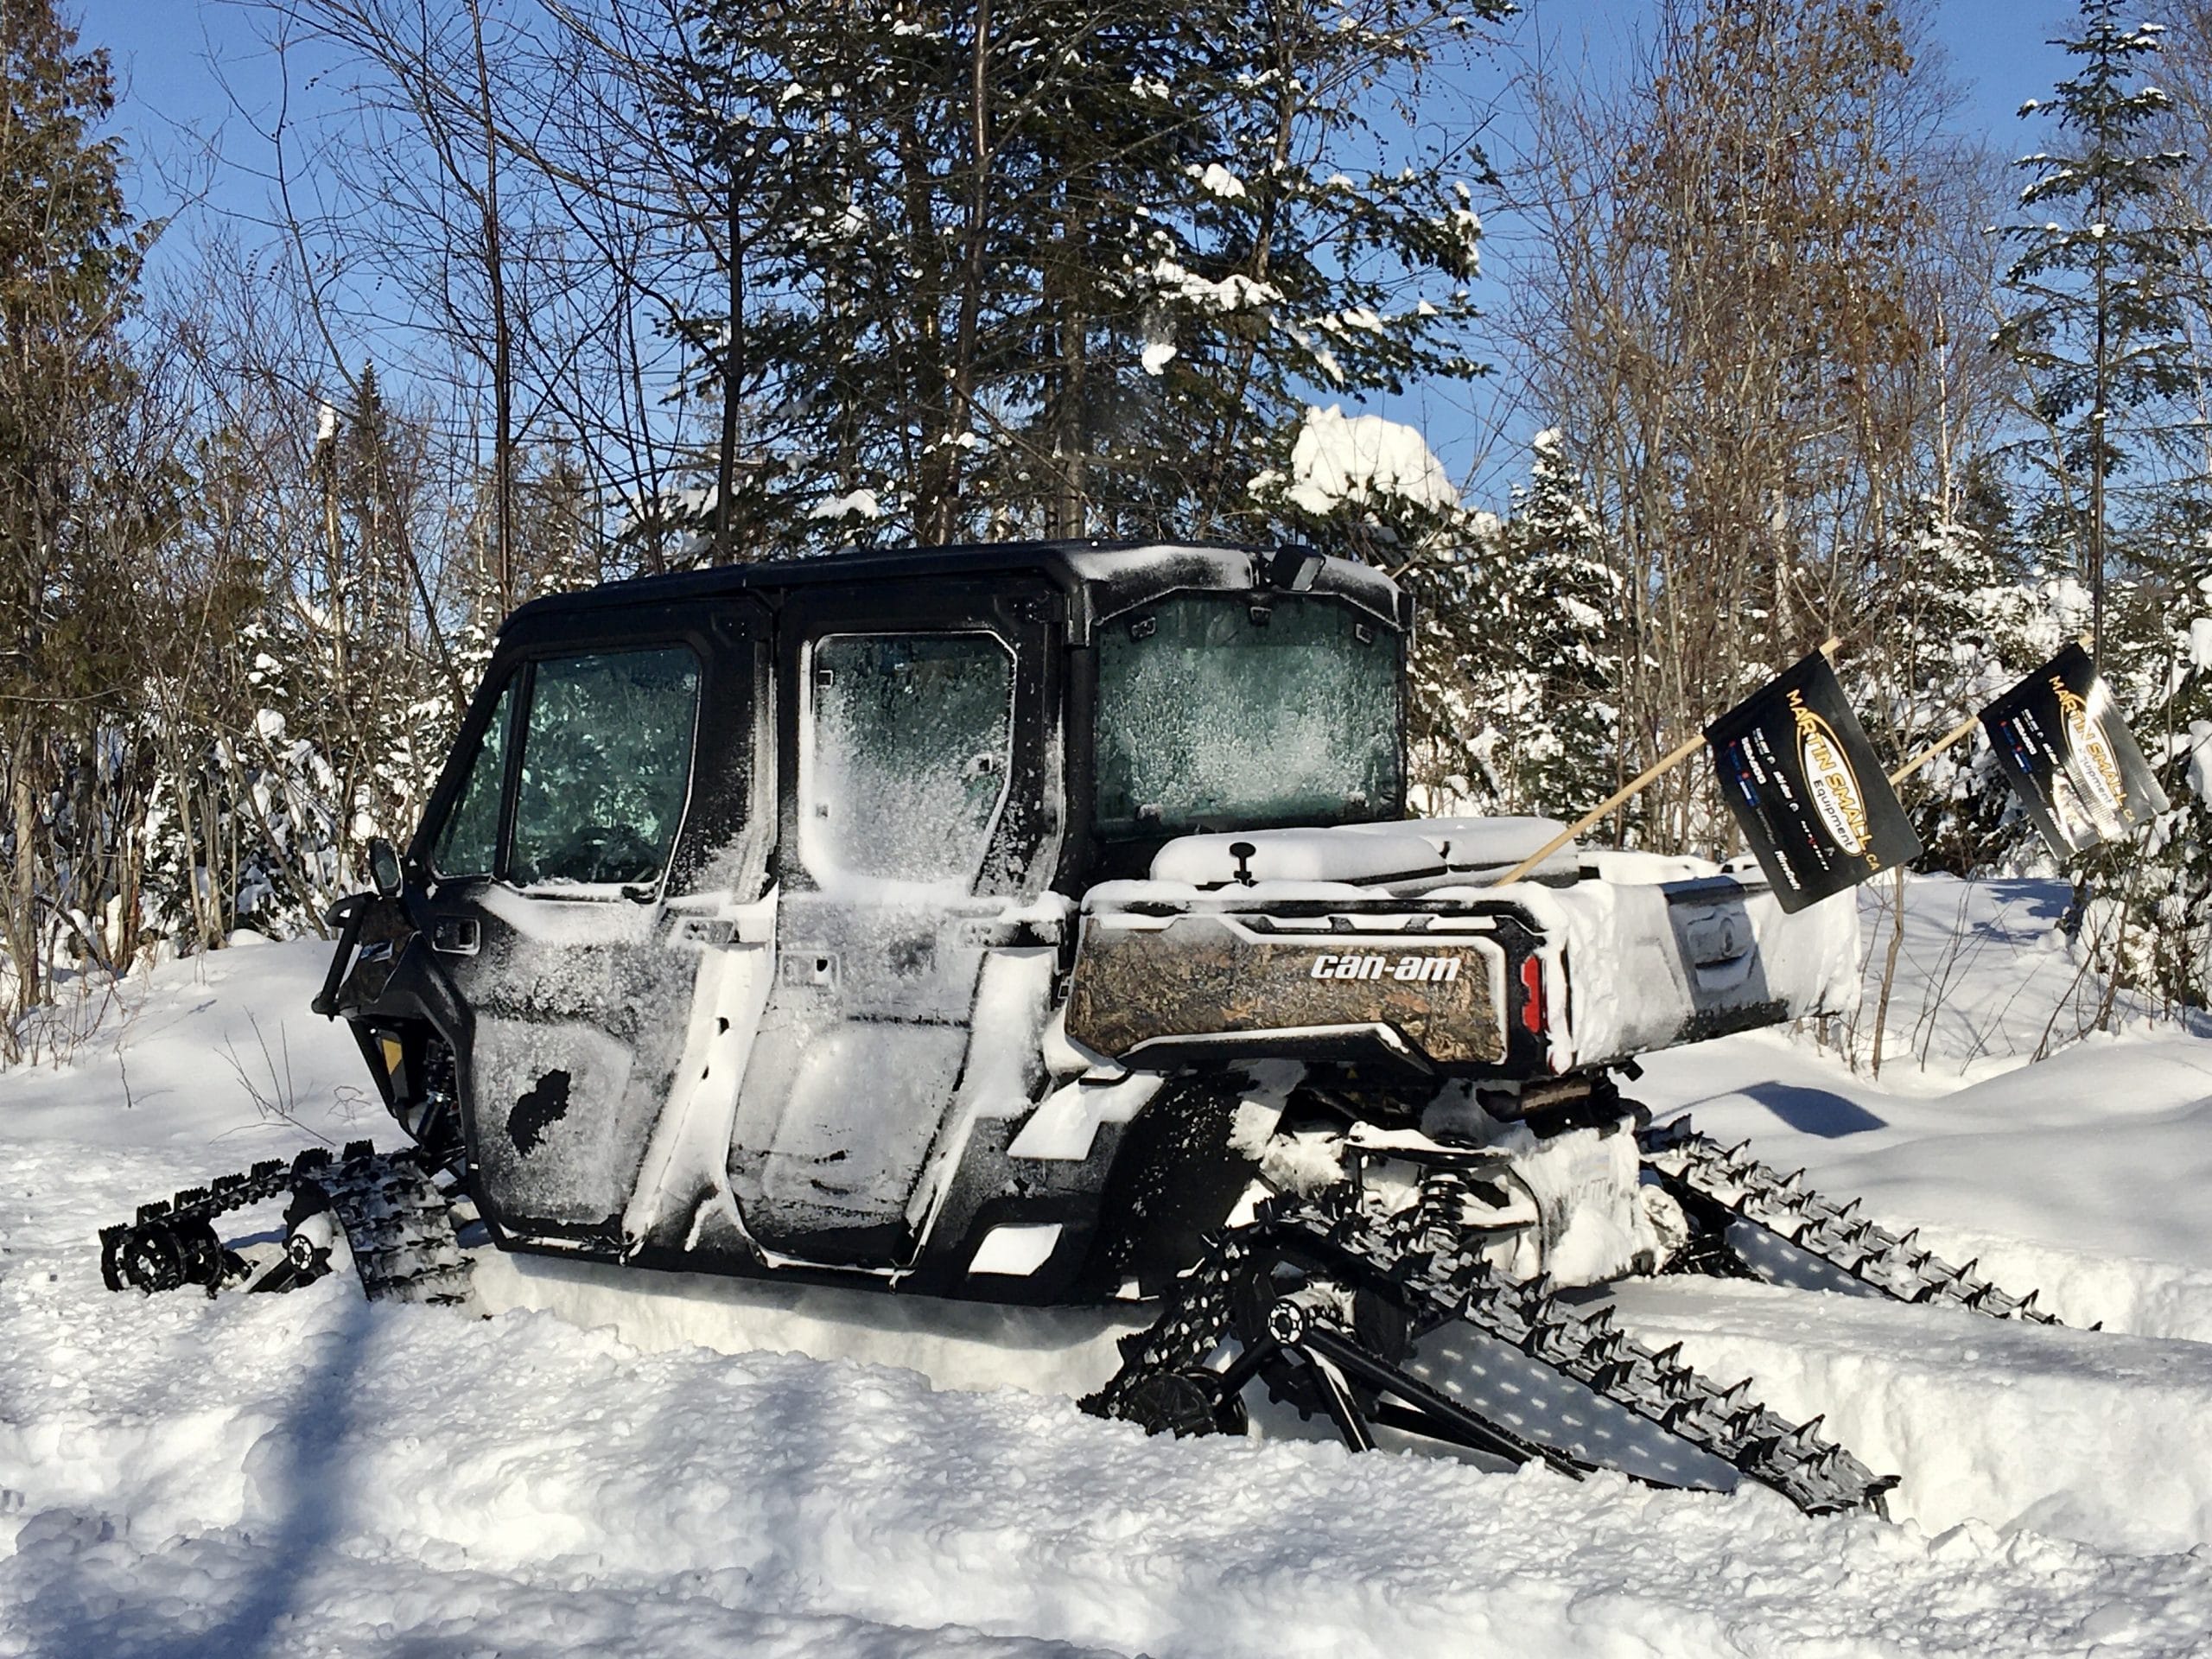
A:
[5,874,2212,1656]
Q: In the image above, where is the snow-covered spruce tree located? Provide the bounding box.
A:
[1486,429,1624,823]
[1996,2,2212,1005]
[1878,481,2062,875]
[1996,0,2198,660]
[670,0,1503,552]
[2111,548,2212,1007]
[2158,575,2212,998]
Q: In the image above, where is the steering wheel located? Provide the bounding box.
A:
[550,821,659,885]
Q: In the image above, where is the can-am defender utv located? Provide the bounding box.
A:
[101,539,2056,1516]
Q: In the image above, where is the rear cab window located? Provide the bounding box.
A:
[1094,592,1402,837]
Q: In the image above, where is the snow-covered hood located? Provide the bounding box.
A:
[1148,817,1577,888]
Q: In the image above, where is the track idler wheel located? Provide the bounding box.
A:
[1117,1369,1249,1438]
[102,1215,226,1294]
[280,1185,339,1284]
[243,1183,343,1295]
[1228,1245,1412,1427]
[1230,1261,1325,1422]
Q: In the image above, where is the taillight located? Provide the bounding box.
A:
[1519,955,1546,1035]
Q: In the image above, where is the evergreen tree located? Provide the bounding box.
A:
[671,0,1503,552]
[1996,1,2199,658]
[1489,429,1624,820]
[1993,3,2212,1010]
[1881,488,2050,874]
[0,0,150,1020]
[2147,573,2212,1001]
[2101,553,2212,1007]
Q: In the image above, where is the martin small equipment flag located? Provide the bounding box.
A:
[1979,643,2170,859]
[1706,649,1923,914]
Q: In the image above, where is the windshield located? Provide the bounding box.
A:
[1094,593,1402,838]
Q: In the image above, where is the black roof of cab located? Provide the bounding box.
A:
[500,538,1409,645]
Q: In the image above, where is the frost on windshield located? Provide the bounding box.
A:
[506,647,700,888]
[1095,594,1400,836]
[803,632,1013,888]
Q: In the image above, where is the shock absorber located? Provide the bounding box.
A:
[401,1038,465,1162]
[1414,1159,1545,1278]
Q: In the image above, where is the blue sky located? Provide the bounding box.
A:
[75,0,2087,178]
[1426,0,2091,493]
[1506,0,2083,138]
[69,0,2099,501]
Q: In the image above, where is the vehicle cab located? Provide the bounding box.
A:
[327,540,1415,1300]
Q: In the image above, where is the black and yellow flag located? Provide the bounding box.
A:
[1705,650,1923,914]
[1979,644,2170,859]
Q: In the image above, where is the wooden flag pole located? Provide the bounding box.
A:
[1885,713,1980,787]
[1488,733,1708,886]
[1883,634,2092,796]
[1489,637,1842,888]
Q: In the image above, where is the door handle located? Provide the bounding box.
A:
[431,917,481,956]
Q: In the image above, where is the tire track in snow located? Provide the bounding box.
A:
[1611,1277,2212,1552]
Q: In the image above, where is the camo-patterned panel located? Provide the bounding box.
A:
[1065,913,1507,1065]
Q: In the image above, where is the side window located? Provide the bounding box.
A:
[511,647,702,887]
[432,679,514,878]
[804,632,1014,887]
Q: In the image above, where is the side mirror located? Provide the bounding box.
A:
[367,837,404,899]
[1268,545,1324,591]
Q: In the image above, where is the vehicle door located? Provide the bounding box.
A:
[729,579,1059,1263]
[413,597,774,1249]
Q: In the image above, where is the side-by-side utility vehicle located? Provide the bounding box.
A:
[101,540,2056,1516]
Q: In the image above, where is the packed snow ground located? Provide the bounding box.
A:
[5,880,2212,1656]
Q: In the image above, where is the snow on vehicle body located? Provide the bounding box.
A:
[104,537,2050,1516]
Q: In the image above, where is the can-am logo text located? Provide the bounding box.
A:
[1309,952,1462,982]
[1789,690,1873,860]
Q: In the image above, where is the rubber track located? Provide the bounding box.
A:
[100,1142,470,1306]
[1639,1119,2060,1325]
[1088,1190,1895,1516]
[312,1150,472,1305]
